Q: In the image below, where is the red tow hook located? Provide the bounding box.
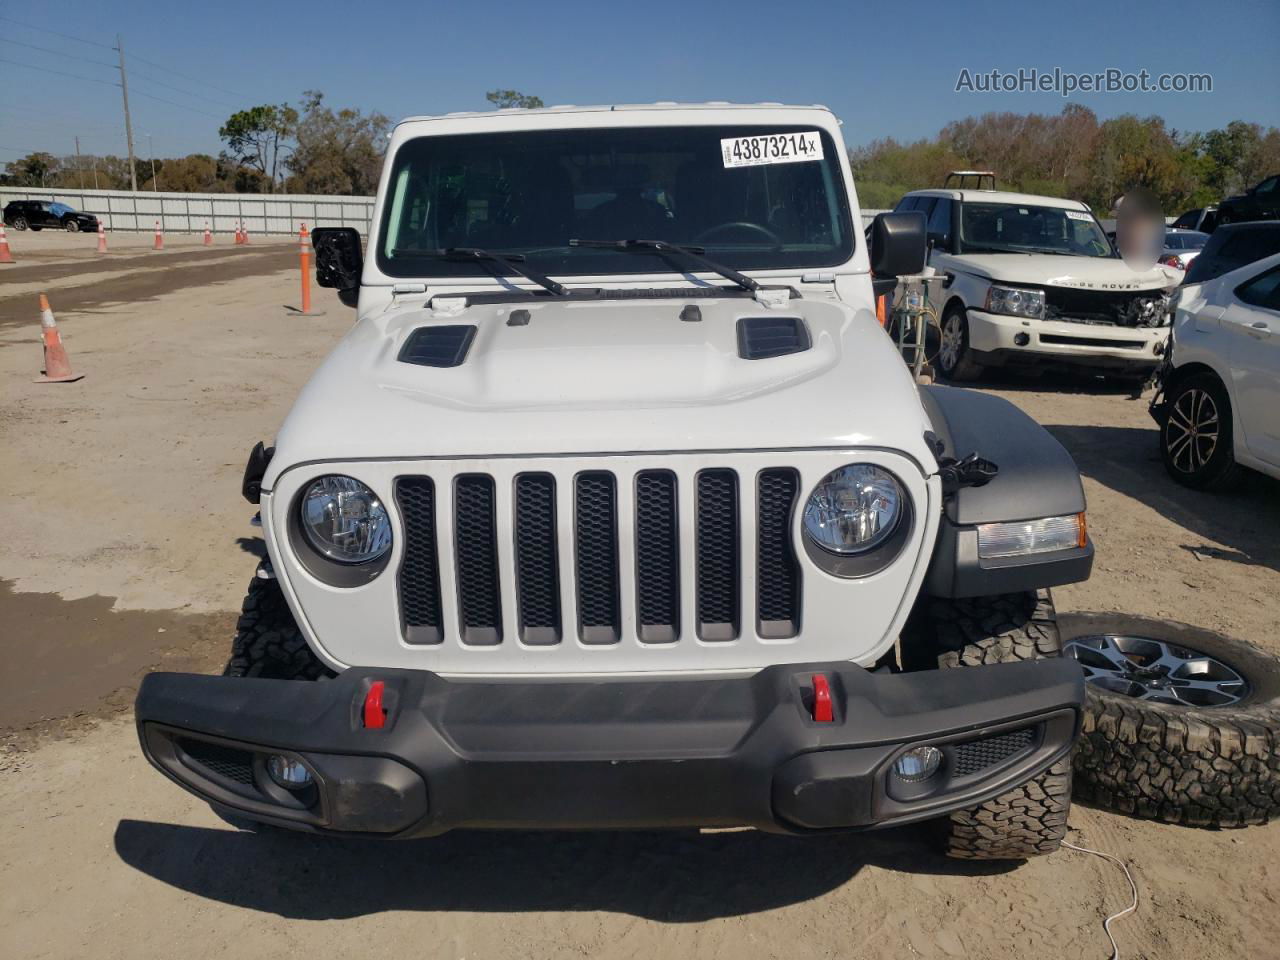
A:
[811,674,834,723]
[363,680,387,729]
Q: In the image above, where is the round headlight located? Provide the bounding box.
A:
[803,464,903,555]
[300,475,392,564]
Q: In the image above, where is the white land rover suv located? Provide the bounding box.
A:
[893,185,1181,381]
[136,104,1095,861]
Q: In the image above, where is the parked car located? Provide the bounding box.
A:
[2,199,99,232]
[1217,174,1280,226]
[1182,221,1280,285]
[893,183,1180,382]
[135,103,1104,862]
[1158,228,1210,273]
[1170,206,1218,233]
[1152,251,1280,488]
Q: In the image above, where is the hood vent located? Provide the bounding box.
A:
[398,325,478,368]
[736,316,811,360]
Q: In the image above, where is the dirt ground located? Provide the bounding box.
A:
[1,248,1278,960]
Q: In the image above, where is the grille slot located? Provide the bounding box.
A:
[696,469,740,641]
[398,325,477,367]
[756,469,800,638]
[634,470,680,643]
[396,477,443,644]
[454,475,503,645]
[574,472,620,644]
[953,727,1036,777]
[179,739,255,787]
[514,473,560,645]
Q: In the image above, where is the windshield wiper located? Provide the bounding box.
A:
[958,244,1030,255]
[391,247,568,297]
[569,238,760,293]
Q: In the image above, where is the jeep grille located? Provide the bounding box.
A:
[395,468,801,647]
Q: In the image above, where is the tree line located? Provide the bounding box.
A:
[852,104,1280,214]
[5,96,1277,216]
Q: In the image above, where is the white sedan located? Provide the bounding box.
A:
[1154,251,1280,488]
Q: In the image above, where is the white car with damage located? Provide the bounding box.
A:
[135,104,1098,861]
[892,187,1182,381]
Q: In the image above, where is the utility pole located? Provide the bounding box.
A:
[147,134,158,191]
[75,136,84,189]
[115,34,138,192]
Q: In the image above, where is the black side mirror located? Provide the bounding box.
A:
[870,211,927,277]
[312,227,363,308]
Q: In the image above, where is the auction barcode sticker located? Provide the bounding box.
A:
[721,131,824,168]
[1064,210,1093,221]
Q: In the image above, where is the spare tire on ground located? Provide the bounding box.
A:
[1061,612,1280,827]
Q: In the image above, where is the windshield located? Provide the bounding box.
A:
[376,125,853,279]
[958,201,1112,257]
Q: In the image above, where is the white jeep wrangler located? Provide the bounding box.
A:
[137,104,1094,860]
[893,180,1181,382]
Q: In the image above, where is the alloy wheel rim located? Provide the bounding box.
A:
[940,316,962,370]
[1166,388,1219,473]
[1064,633,1248,706]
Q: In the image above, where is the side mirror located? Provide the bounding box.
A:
[870,211,927,277]
[312,227,363,308]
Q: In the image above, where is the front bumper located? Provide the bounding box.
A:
[967,309,1167,369]
[136,659,1083,837]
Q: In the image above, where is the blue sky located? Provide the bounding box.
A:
[1,0,1277,163]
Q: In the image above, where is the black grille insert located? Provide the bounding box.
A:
[757,469,800,638]
[179,738,255,787]
[574,472,620,644]
[398,325,477,367]
[953,727,1036,777]
[696,469,739,640]
[454,474,502,645]
[635,470,680,643]
[396,477,443,644]
[736,316,811,359]
[514,473,560,645]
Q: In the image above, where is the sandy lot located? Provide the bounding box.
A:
[1,251,1278,960]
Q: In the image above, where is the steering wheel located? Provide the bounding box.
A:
[693,221,782,246]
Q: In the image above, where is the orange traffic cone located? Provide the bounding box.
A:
[96,222,108,254]
[203,221,212,246]
[34,294,84,384]
[234,221,244,245]
[153,220,164,250]
[241,221,250,245]
[0,223,14,264]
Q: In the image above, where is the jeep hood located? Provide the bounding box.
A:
[267,295,936,476]
[951,254,1180,290]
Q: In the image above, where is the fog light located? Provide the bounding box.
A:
[1013,332,1030,346]
[893,746,942,782]
[267,755,313,789]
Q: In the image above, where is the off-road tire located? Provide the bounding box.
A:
[938,305,986,383]
[223,577,333,680]
[905,590,1072,859]
[1062,612,1280,828]
[1159,371,1244,491]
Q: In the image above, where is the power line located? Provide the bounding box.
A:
[127,88,224,120]
[127,67,242,109]
[127,52,254,102]
[0,36,119,70]
[0,14,115,50]
[0,57,121,88]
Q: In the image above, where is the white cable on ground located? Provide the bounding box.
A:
[1062,836,1139,960]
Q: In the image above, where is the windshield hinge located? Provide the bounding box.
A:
[801,272,835,284]
[753,287,791,309]
[392,282,427,297]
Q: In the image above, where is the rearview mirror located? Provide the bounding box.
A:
[869,212,927,278]
[312,227,363,308]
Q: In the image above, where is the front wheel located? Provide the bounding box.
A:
[937,306,986,382]
[1160,372,1242,490]
[905,590,1072,859]
[64,219,80,233]
[224,577,334,680]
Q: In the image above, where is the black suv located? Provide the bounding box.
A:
[1216,174,1280,226]
[1182,221,1280,284]
[2,199,99,232]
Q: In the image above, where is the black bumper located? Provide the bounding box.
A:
[135,660,1083,837]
